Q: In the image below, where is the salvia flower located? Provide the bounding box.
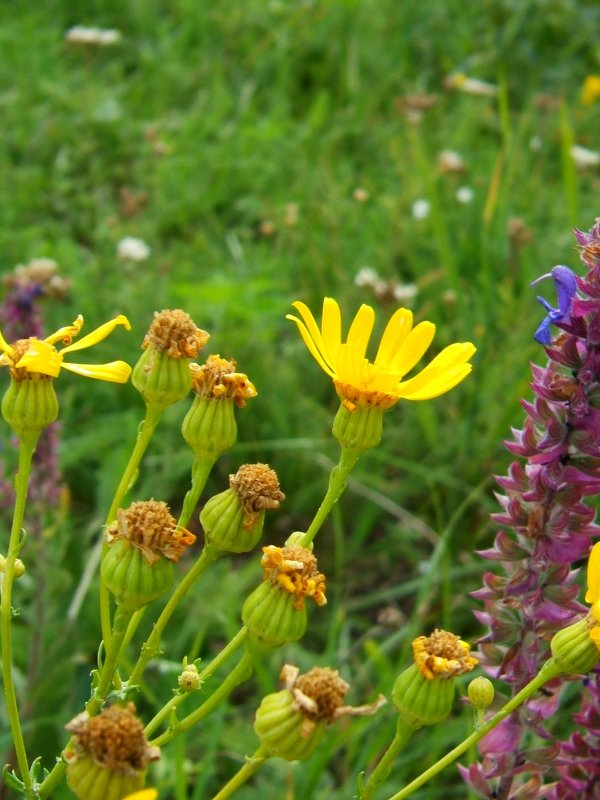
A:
[287,297,475,412]
[531,265,578,344]
[0,314,131,382]
[467,222,600,798]
[392,629,477,729]
[64,704,159,800]
[254,663,385,761]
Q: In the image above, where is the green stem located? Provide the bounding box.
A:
[300,446,360,547]
[384,659,562,800]
[211,745,269,800]
[86,605,134,716]
[143,627,249,738]
[127,544,220,687]
[0,434,37,793]
[150,651,257,747]
[100,404,164,648]
[360,718,416,800]
[178,456,216,529]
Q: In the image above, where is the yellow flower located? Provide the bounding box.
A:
[287,298,475,410]
[581,75,600,106]
[585,541,600,647]
[0,314,132,382]
[121,791,158,800]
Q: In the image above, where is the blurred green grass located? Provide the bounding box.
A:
[2,0,600,797]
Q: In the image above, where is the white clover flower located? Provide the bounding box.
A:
[571,144,600,169]
[412,199,431,221]
[456,186,475,204]
[438,150,466,173]
[117,237,151,262]
[354,267,379,287]
[65,25,122,46]
[392,283,418,303]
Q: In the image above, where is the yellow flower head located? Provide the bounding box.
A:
[287,298,475,411]
[585,541,600,647]
[0,314,131,382]
[581,75,600,106]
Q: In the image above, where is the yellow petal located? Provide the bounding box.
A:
[62,360,132,383]
[287,304,335,376]
[0,327,15,358]
[346,304,375,359]
[60,315,131,355]
[44,315,84,346]
[121,791,159,800]
[15,340,63,377]
[388,321,436,376]
[396,343,476,399]
[374,308,413,368]
[321,297,342,366]
[336,343,367,386]
[585,542,600,604]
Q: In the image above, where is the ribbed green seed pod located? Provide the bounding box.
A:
[332,403,383,452]
[551,616,600,675]
[102,539,173,611]
[132,348,192,409]
[242,581,307,654]
[254,689,324,761]
[1,377,58,438]
[200,487,264,554]
[182,396,237,459]
[66,755,145,800]
[392,664,456,728]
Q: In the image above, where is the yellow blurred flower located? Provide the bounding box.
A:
[585,541,600,647]
[287,298,475,411]
[581,75,600,106]
[0,314,131,382]
[121,791,158,800]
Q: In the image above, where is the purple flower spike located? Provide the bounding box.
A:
[531,266,577,344]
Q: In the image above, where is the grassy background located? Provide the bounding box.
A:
[1,0,600,797]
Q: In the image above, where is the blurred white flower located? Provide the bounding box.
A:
[438,150,466,173]
[445,73,497,97]
[529,136,543,152]
[65,25,122,46]
[117,236,151,261]
[571,144,600,169]
[412,199,431,220]
[456,186,474,204]
[392,283,418,303]
[354,267,379,287]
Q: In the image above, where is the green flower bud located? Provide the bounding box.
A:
[65,704,159,800]
[132,309,209,409]
[332,403,383,452]
[242,545,327,654]
[392,664,455,728]
[1,376,58,439]
[254,689,325,761]
[200,464,284,554]
[550,616,600,675]
[102,501,195,611]
[178,663,203,692]
[467,676,495,709]
[182,355,256,459]
[102,538,173,612]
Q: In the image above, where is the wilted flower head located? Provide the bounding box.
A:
[260,544,327,609]
[141,309,208,360]
[190,354,256,407]
[106,500,196,565]
[412,628,478,680]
